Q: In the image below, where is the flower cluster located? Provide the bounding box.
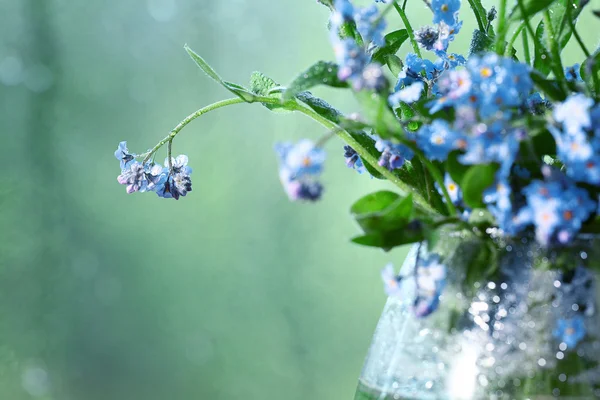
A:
[114,141,192,200]
[329,0,387,90]
[274,140,326,202]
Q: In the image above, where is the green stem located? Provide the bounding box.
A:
[467,0,487,32]
[291,102,437,214]
[506,21,525,57]
[543,11,568,92]
[495,0,508,55]
[566,7,591,58]
[393,1,421,58]
[418,152,456,216]
[144,95,440,215]
[142,97,246,163]
[522,28,531,65]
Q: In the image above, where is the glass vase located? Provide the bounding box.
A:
[354,234,600,400]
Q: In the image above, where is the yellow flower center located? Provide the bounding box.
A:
[433,135,445,145]
[480,67,493,78]
[441,4,449,12]
[303,157,312,167]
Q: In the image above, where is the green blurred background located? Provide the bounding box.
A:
[0,0,594,399]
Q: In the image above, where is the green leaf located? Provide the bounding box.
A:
[509,0,554,21]
[533,21,552,77]
[296,92,342,123]
[466,0,489,32]
[283,61,349,101]
[250,71,278,96]
[594,10,600,19]
[371,29,409,65]
[353,91,400,139]
[467,208,495,228]
[351,224,424,250]
[350,191,413,234]
[185,45,259,102]
[445,151,470,185]
[385,55,404,77]
[546,0,585,51]
[460,164,498,209]
[469,29,495,55]
[581,50,600,94]
[530,70,566,101]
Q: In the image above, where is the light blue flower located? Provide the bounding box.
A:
[521,177,596,245]
[381,263,402,297]
[416,119,464,161]
[114,141,134,170]
[553,94,594,135]
[275,140,326,179]
[414,254,447,318]
[388,81,424,105]
[395,53,441,89]
[375,137,414,170]
[275,140,326,202]
[553,316,586,349]
[431,0,461,28]
[436,173,461,205]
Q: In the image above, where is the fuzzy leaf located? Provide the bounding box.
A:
[283,61,349,101]
[371,29,409,65]
[185,45,259,102]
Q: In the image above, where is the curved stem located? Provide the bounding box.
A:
[291,102,437,214]
[393,1,422,58]
[141,97,246,163]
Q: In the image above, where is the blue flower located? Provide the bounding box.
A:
[553,94,594,135]
[526,92,550,115]
[355,5,386,47]
[381,263,402,297]
[429,69,472,112]
[275,140,326,179]
[275,140,326,202]
[553,316,586,349]
[520,177,596,245]
[156,155,193,200]
[388,81,424,106]
[114,141,134,170]
[343,145,366,174]
[117,161,148,194]
[395,53,441,89]
[433,20,462,53]
[431,0,461,28]
[375,137,414,170]
[414,254,447,318]
[565,64,582,82]
[436,173,461,205]
[416,119,463,161]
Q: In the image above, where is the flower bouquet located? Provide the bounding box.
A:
[114,0,600,398]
